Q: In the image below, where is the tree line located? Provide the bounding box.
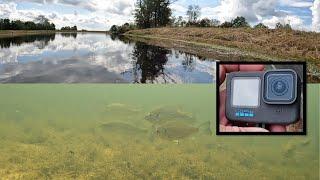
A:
[110,1,293,35]
[60,26,78,31]
[0,15,55,30]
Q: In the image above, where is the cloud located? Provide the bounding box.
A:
[170,3,187,16]
[211,0,283,23]
[262,15,304,30]
[0,1,133,30]
[198,0,309,31]
[0,2,17,18]
[0,0,315,31]
[4,0,134,15]
[311,0,320,32]
[280,0,313,8]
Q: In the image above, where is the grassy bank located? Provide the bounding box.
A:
[125,27,320,82]
[125,27,320,61]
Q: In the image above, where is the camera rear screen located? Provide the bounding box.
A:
[232,78,260,107]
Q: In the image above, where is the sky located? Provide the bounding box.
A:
[0,0,319,32]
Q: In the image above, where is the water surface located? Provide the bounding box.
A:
[0,33,215,83]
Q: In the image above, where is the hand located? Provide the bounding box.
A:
[219,64,286,132]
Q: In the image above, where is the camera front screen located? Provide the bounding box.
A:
[232,77,260,107]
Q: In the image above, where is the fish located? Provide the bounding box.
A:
[145,107,195,125]
[155,121,198,140]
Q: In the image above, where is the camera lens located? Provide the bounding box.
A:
[263,70,297,104]
[271,79,288,96]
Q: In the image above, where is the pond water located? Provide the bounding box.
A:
[0,84,318,179]
[0,33,215,83]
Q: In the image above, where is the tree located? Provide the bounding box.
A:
[11,20,25,30]
[0,18,55,30]
[35,15,49,24]
[220,21,233,28]
[72,26,77,31]
[109,23,136,35]
[0,19,11,30]
[61,26,77,31]
[275,22,284,29]
[211,19,220,27]
[110,25,119,34]
[186,5,201,23]
[134,0,172,29]
[284,23,292,30]
[177,16,183,27]
[231,16,249,28]
[199,18,211,27]
[254,23,268,29]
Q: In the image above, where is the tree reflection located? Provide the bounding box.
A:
[131,42,169,83]
[0,34,56,48]
[60,32,77,39]
[182,53,195,72]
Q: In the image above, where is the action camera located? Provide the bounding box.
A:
[225,69,301,124]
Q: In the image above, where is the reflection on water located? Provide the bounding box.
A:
[0,33,215,83]
[0,34,55,49]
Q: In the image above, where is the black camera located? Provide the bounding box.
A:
[226,69,301,124]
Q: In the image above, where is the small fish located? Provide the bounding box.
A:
[155,121,198,140]
[145,107,194,124]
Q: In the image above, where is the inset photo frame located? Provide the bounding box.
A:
[216,61,306,135]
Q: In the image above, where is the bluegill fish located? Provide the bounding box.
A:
[155,121,198,140]
[145,107,195,125]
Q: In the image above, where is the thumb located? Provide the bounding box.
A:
[220,125,269,132]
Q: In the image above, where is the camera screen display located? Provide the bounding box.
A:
[232,77,260,107]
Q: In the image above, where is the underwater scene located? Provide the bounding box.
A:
[0,84,318,179]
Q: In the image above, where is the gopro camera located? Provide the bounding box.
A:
[226,69,301,124]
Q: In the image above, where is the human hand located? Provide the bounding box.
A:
[219,64,286,132]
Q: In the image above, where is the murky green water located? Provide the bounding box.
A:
[0,84,318,179]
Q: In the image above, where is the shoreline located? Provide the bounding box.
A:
[0,30,108,37]
[125,28,320,61]
[124,28,319,82]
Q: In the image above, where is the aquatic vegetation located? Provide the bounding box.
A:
[98,122,148,136]
[0,85,318,179]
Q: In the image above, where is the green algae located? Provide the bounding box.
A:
[0,84,318,179]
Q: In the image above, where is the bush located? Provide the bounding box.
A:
[220,21,233,28]
[199,18,211,27]
[254,23,268,29]
[61,26,77,31]
[109,23,137,35]
[275,22,292,30]
[231,16,249,28]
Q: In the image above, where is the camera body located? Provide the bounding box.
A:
[225,69,301,124]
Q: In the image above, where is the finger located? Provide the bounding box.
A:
[219,90,229,125]
[219,65,226,85]
[219,65,239,84]
[239,64,265,71]
[220,125,269,132]
[224,65,239,72]
[238,127,270,132]
[269,125,286,132]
